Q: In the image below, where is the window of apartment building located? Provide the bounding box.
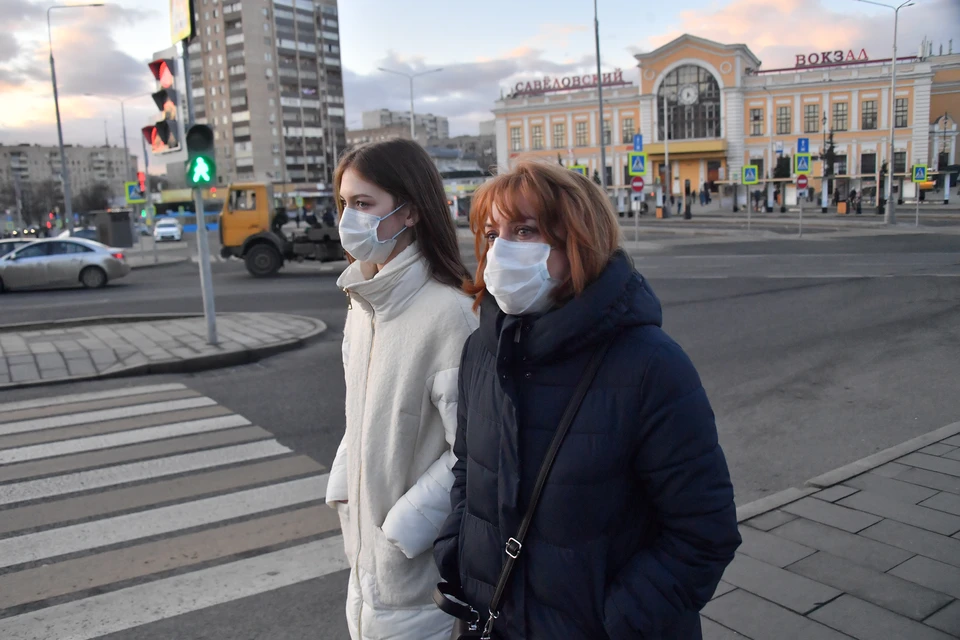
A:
[213,9,218,17]
[861,100,877,130]
[621,118,634,144]
[750,108,763,136]
[206,26,211,35]
[215,24,220,33]
[894,151,906,174]
[510,127,522,151]
[265,53,272,62]
[264,23,270,32]
[860,152,877,174]
[204,11,209,19]
[531,125,544,150]
[553,123,565,148]
[776,106,791,135]
[895,98,908,128]
[217,54,223,64]
[575,121,588,146]
[832,102,848,131]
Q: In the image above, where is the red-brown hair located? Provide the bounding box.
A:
[465,160,621,310]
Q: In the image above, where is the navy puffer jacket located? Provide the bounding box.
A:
[434,251,740,639]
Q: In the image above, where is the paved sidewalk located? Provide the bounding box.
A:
[703,420,960,639]
[0,313,326,389]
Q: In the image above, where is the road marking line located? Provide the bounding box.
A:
[0,504,341,611]
[0,414,251,465]
[0,383,186,413]
[0,440,292,506]
[0,455,324,536]
[0,474,329,570]
[0,389,201,424]
[0,536,349,640]
[0,397,216,437]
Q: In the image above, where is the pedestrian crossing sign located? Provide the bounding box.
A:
[571,165,588,176]
[912,165,927,183]
[794,153,811,175]
[742,165,759,185]
[628,152,647,176]
[125,181,146,204]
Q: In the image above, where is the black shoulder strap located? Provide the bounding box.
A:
[481,336,615,637]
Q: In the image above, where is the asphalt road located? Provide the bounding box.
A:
[2,229,959,638]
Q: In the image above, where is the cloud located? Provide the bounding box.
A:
[344,49,605,135]
[647,0,960,69]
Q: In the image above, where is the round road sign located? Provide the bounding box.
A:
[631,176,645,192]
[797,174,809,189]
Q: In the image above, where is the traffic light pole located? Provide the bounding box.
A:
[181,39,218,346]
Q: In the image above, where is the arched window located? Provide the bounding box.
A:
[657,65,721,140]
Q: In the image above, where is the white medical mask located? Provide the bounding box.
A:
[483,238,559,316]
[339,203,408,264]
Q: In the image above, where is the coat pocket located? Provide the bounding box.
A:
[373,525,438,607]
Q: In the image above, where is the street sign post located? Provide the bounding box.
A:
[912,164,927,227]
[633,134,643,152]
[797,138,810,154]
[797,175,809,238]
[628,152,647,176]
[631,176,645,192]
[794,153,812,175]
[184,123,217,345]
[742,165,759,185]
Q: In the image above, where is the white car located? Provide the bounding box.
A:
[154,218,183,242]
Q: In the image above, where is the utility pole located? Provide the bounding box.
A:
[593,0,607,192]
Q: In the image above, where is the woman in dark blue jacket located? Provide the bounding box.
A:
[434,161,740,639]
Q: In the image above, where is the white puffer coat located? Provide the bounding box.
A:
[327,243,477,640]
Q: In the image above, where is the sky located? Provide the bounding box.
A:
[1,0,957,172]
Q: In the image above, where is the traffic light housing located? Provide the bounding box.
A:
[142,57,181,154]
[185,124,216,188]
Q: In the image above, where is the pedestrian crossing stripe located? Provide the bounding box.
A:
[912,164,927,183]
[794,153,811,174]
[0,383,346,639]
[628,152,647,176]
[742,165,759,185]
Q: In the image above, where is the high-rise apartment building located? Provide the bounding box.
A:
[0,144,136,194]
[187,0,345,187]
[361,109,450,140]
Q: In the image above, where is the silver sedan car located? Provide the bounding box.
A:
[0,238,131,292]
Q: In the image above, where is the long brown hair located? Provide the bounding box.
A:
[464,160,621,311]
[334,139,469,289]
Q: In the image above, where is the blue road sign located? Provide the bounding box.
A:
[742,165,759,185]
[798,138,810,154]
[125,181,145,204]
[912,165,928,182]
[628,152,647,176]
[633,134,643,152]
[794,153,811,174]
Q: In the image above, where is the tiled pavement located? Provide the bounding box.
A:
[703,421,960,639]
[0,313,325,389]
[0,383,346,639]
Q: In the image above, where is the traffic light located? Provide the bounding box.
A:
[138,171,146,193]
[185,124,216,188]
[142,57,182,154]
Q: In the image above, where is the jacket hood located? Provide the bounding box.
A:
[479,250,662,362]
[337,243,430,320]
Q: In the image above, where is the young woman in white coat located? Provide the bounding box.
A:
[325,139,478,640]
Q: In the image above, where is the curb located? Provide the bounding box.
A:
[0,314,327,391]
[735,419,960,524]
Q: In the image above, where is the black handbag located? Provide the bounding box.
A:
[434,337,614,639]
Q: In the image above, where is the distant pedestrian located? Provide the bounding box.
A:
[676,195,682,216]
[435,161,740,639]
[328,139,477,640]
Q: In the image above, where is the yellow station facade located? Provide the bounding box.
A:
[494,34,959,206]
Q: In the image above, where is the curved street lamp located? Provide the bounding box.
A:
[376,67,443,141]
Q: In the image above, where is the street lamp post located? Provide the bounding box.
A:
[48,3,105,234]
[376,67,443,142]
[822,114,830,213]
[593,0,608,192]
[85,93,151,182]
[855,0,915,225]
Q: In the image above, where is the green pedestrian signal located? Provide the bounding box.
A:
[186,155,215,187]
[184,124,216,189]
